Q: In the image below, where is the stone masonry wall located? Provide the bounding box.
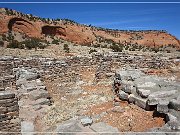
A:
[0,91,20,133]
[0,52,179,133]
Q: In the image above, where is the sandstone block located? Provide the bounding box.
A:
[29,89,49,100]
[148,90,178,105]
[33,98,50,106]
[0,91,15,100]
[7,105,19,112]
[128,94,149,110]
[157,100,169,113]
[169,99,180,111]
[118,91,129,101]
[136,88,151,98]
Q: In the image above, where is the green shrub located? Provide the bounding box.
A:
[63,44,70,53]
[7,40,24,49]
[2,35,7,41]
[6,33,14,41]
[101,44,107,48]
[94,44,100,48]
[89,49,97,54]
[52,39,59,45]
[22,38,45,50]
[0,41,4,47]
[110,44,123,52]
[23,39,36,49]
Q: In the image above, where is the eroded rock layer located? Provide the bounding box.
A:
[0,8,179,47]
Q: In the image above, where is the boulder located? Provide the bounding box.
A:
[80,117,93,126]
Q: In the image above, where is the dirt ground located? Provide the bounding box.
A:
[84,101,165,132]
[39,67,166,132]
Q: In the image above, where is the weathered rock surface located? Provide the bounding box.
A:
[0,91,20,132]
[1,8,180,47]
[148,90,178,105]
[56,118,95,134]
[118,91,129,101]
[90,122,119,135]
[113,68,180,133]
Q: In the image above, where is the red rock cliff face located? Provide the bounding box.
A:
[8,17,40,37]
[0,8,179,48]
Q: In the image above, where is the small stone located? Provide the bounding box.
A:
[118,91,129,101]
[113,102,120,106]
[80,117,93,126]
[111,106,125,113]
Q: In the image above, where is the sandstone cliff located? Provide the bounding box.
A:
[0,8,179,48]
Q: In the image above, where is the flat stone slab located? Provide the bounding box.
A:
[17,68,39,81]
[116,69,145,81]
[0,91,15,100]
[90,122,119,134]
[32,98,50,106]
[148,90,178,105]
[136,88,151,98]
[128,94,149,110]
[29,89,49,100]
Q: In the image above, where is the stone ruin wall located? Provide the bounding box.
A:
[0,52,179,133]
[0,52,178,89]
[0,90,20,133]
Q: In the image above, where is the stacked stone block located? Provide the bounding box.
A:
[0,91,20,133]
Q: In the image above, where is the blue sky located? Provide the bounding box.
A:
[0,1,180,39]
